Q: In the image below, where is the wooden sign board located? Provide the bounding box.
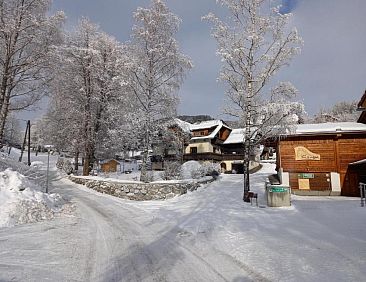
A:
[298,179,310,190]
[298,173,315,179]
[294,146,320,161]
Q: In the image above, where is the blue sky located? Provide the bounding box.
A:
[21,0,366,122]
[280,0,299,14]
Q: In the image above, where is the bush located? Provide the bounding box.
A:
[56,157,64,169]
[56,157,73,175]
[63,160,73,175]
[201,162,221,178]
[180,161,220,180]
[181,161,202,179]
[162,161,181,180]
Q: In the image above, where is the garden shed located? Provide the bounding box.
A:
[100,159,119,173]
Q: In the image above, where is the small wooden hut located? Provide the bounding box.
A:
[100,159,119,173]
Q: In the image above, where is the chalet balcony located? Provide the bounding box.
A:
[183,153,245,162]
[222,153,245,161]
[183,153,223,161]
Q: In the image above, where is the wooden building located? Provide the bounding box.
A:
[184,120,231,161]
[183,120,260,173]
[276,122,366,196]
[100,159,119,173]
[357,90,366,124]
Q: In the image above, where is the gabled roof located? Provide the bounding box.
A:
[358,112,366,123]
[100,159,119,164]
[284,122,366,136]
[190,120,222,131]
[349,159,366,166]
[357,90,366,123]
[357,90,366,108]
[172,118,192,133]
[223,129,245,144]
[190,120,231,140]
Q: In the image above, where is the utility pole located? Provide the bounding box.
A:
[27,120,31,166]
[46,149,50,193]
[19,121,29,163]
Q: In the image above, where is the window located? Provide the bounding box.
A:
[193,130,207,137]
[190,147,198,154]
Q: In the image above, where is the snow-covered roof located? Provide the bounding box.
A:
[285,122,366,136]
[223,129,245,144]
[190,120,222,131]
[190,120,231,140]
[173,118,192,133]
[100,159,118,164]
[349,159,366,166]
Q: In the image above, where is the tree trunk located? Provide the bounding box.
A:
[140,122,150,182]
[83,156,90,176]
[243,80,253,202]
[0,94,11,147]
[140,150,148,182]
[82,142,94,176]
[243,142,251,202]
[74,151,79,171]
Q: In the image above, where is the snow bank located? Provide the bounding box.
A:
[31,161,44,169]
[180,161,202,179]
[0,169,67,228]
[0,154,46,187]
[181,161,220,180]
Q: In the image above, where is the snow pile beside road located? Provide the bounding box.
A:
[31,161,44,169]
[181,161,220,180]
[0,169,67,228]
[180,161,202,179]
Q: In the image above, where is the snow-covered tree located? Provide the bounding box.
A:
[204,0,302,201]
[128,0,192,182]
[48,18,131,175]
[0,0,64,146]
[313,100,359,123]
[3,113,21,147]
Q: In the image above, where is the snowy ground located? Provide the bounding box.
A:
[0,151,365,281]
[0,149,73,228]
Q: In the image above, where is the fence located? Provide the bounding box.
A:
[360,183,366,207]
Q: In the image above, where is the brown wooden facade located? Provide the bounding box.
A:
[357,91,366,124]
[277,133,366,196]
[100,159,119,173]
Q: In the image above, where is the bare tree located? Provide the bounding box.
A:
[129,0,192,182]
[0,0,64,146]
[204,0,302,201]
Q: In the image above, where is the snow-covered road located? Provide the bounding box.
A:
[0,172,265,281]
[1,164,365,281]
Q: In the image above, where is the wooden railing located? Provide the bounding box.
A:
[183,153,223,161]
[183,153,245,162]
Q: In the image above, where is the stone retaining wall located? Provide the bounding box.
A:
[69,176,215,201]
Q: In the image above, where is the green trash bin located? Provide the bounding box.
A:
[266,184,291,207]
